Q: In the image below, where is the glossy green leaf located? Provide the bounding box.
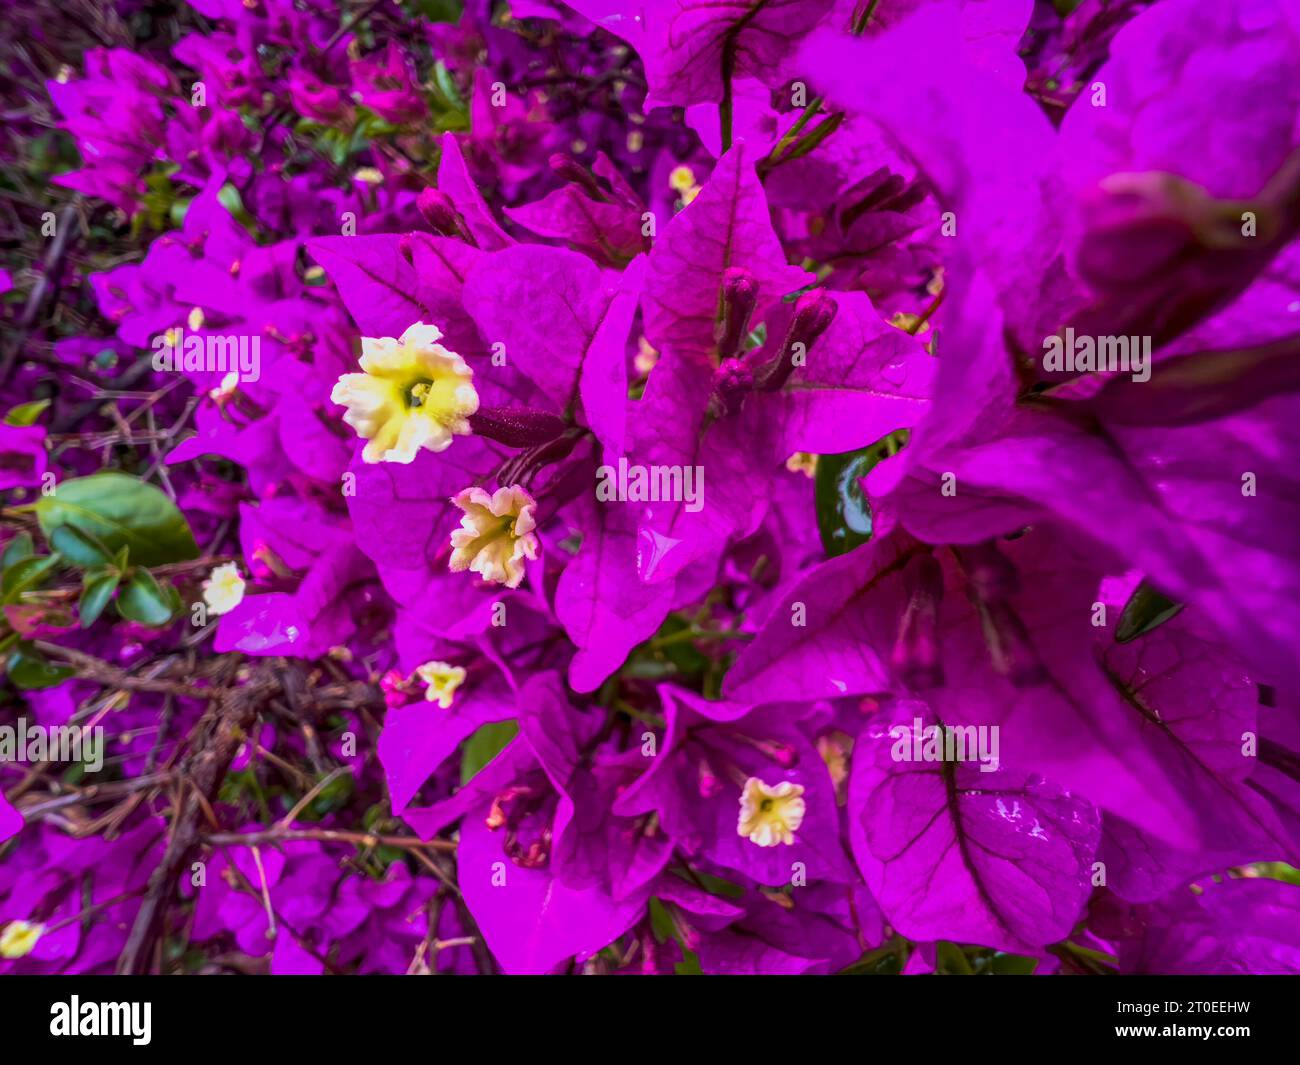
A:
[50,524,114,569]
[116,568,180,626]
[34,472,198,567]
[1,532,34,569]
[814,431,909,558]
[6,643,75,689]
[2,552,61,602]
[79,569,121,628]
[815,450,877,557]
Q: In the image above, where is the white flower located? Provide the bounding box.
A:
[330,322,479,464]
[0,920,44,959]
[202,562,245,616]
[414,661,467,708]
[737,777,806,847]
[209,369,240,402]
[448,485,539,589]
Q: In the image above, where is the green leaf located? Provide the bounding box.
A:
[2,553,61,602]
[935,941,974,975]
[647,614,709,677]
[116,568,180,627]
[674,951,703,975]
[1,532,34,569]
[6,643,75,689]
[674,868,745,899]
[460,720,519,785]
[215,182,259,237]
[1116,579,1183,642]
[410,0,464,22]
[987,952,1039,975]
[50,524,113,569]
[299,769,356,822]
[432,60,465,110]
[217,183,244,216]
[839,945,905,975]
[814,431,909,558]
[646,896,704,973]
[1249,862,1300,886]
[34,472,198,567]
[647,898,675,944]
[774,111,845,167]
[78,569,121,628]
[4,399,51,426]
[815,450,877,557]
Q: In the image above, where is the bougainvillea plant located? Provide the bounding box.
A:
[0,0,1298,977]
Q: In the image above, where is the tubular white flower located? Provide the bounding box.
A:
[448,485,539,589]
[415,660,467,708]
[737,777,806,847]
[331,322,479,464]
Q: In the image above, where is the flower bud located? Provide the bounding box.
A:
[891,554,944,689]
[957,541,1019,604]
[714,268,759,361]
[755,290,837,391]
[697,758,723,799]
[708,358,754,417]
[468,406,568,448]
[977,600,1047,687]
[417,188,468,239]
[549,152,609,202]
